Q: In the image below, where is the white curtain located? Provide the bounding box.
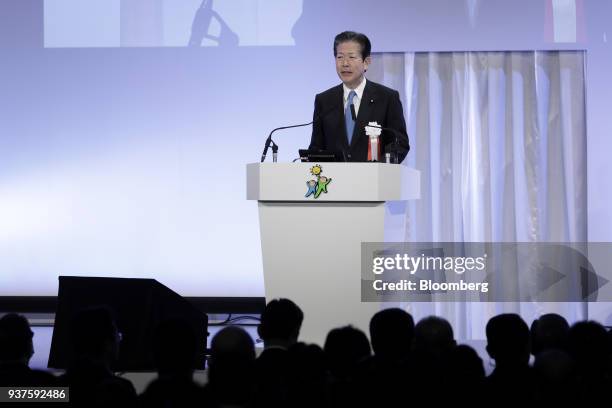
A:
[368,51,587,341]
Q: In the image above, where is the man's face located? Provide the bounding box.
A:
[335,40,370,89]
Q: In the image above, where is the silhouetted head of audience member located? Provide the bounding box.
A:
[207,326,255,404]
[210,325,255,360]
[140,319,204,408]
[0,313,34,366]
[61,308,137,405]
[153,318,199,379]
[414,316,456,359]
[286,342,328,406]
[0,314,58,388]
[69,307,120,369]
[446,344,485,380]
[209,326,255,380]
[533,349,574,394]
[531,313,569,356]
[369,308,414,360]
[437,344,485,405]
[258,298,304,349]
[486,313,530,368]
[567,320,610,373]
[289,342,327,381]
[324,325,371,379]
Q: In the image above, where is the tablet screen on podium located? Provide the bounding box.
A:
[298,149,346,162]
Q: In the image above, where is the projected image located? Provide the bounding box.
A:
[43,0,303,47]
[6,1,591,50]
[546,0,585,43]
[462,0,582,42]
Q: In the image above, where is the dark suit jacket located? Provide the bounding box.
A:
[309,80,410,162]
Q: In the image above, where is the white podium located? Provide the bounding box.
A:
[247,163,420,345]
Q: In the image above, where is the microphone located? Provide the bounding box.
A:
[260,103,341,163]
[350,103,357,121]
[261,121,311,163]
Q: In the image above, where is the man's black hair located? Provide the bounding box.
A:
[333,31,371,59]
[369,308,414,358]
[70,307,118,356]
[258,298,303,342]
[0,313,34,361]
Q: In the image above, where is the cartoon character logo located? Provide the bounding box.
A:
[305,164,332,199]
[305,179,317,198]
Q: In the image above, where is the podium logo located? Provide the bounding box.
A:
[305,164,332,199]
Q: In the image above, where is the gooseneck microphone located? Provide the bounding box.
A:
[260,103,341,163]
[350,103,357,121]
[261,121,312,163]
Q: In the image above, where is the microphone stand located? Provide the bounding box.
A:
[260,103,342,163]
[260,121,313,163]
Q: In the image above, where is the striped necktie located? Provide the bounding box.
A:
[345,90,356,144]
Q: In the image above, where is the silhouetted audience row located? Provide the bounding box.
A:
[1,300,612,407]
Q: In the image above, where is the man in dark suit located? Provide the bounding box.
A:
[309,31,410,162]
